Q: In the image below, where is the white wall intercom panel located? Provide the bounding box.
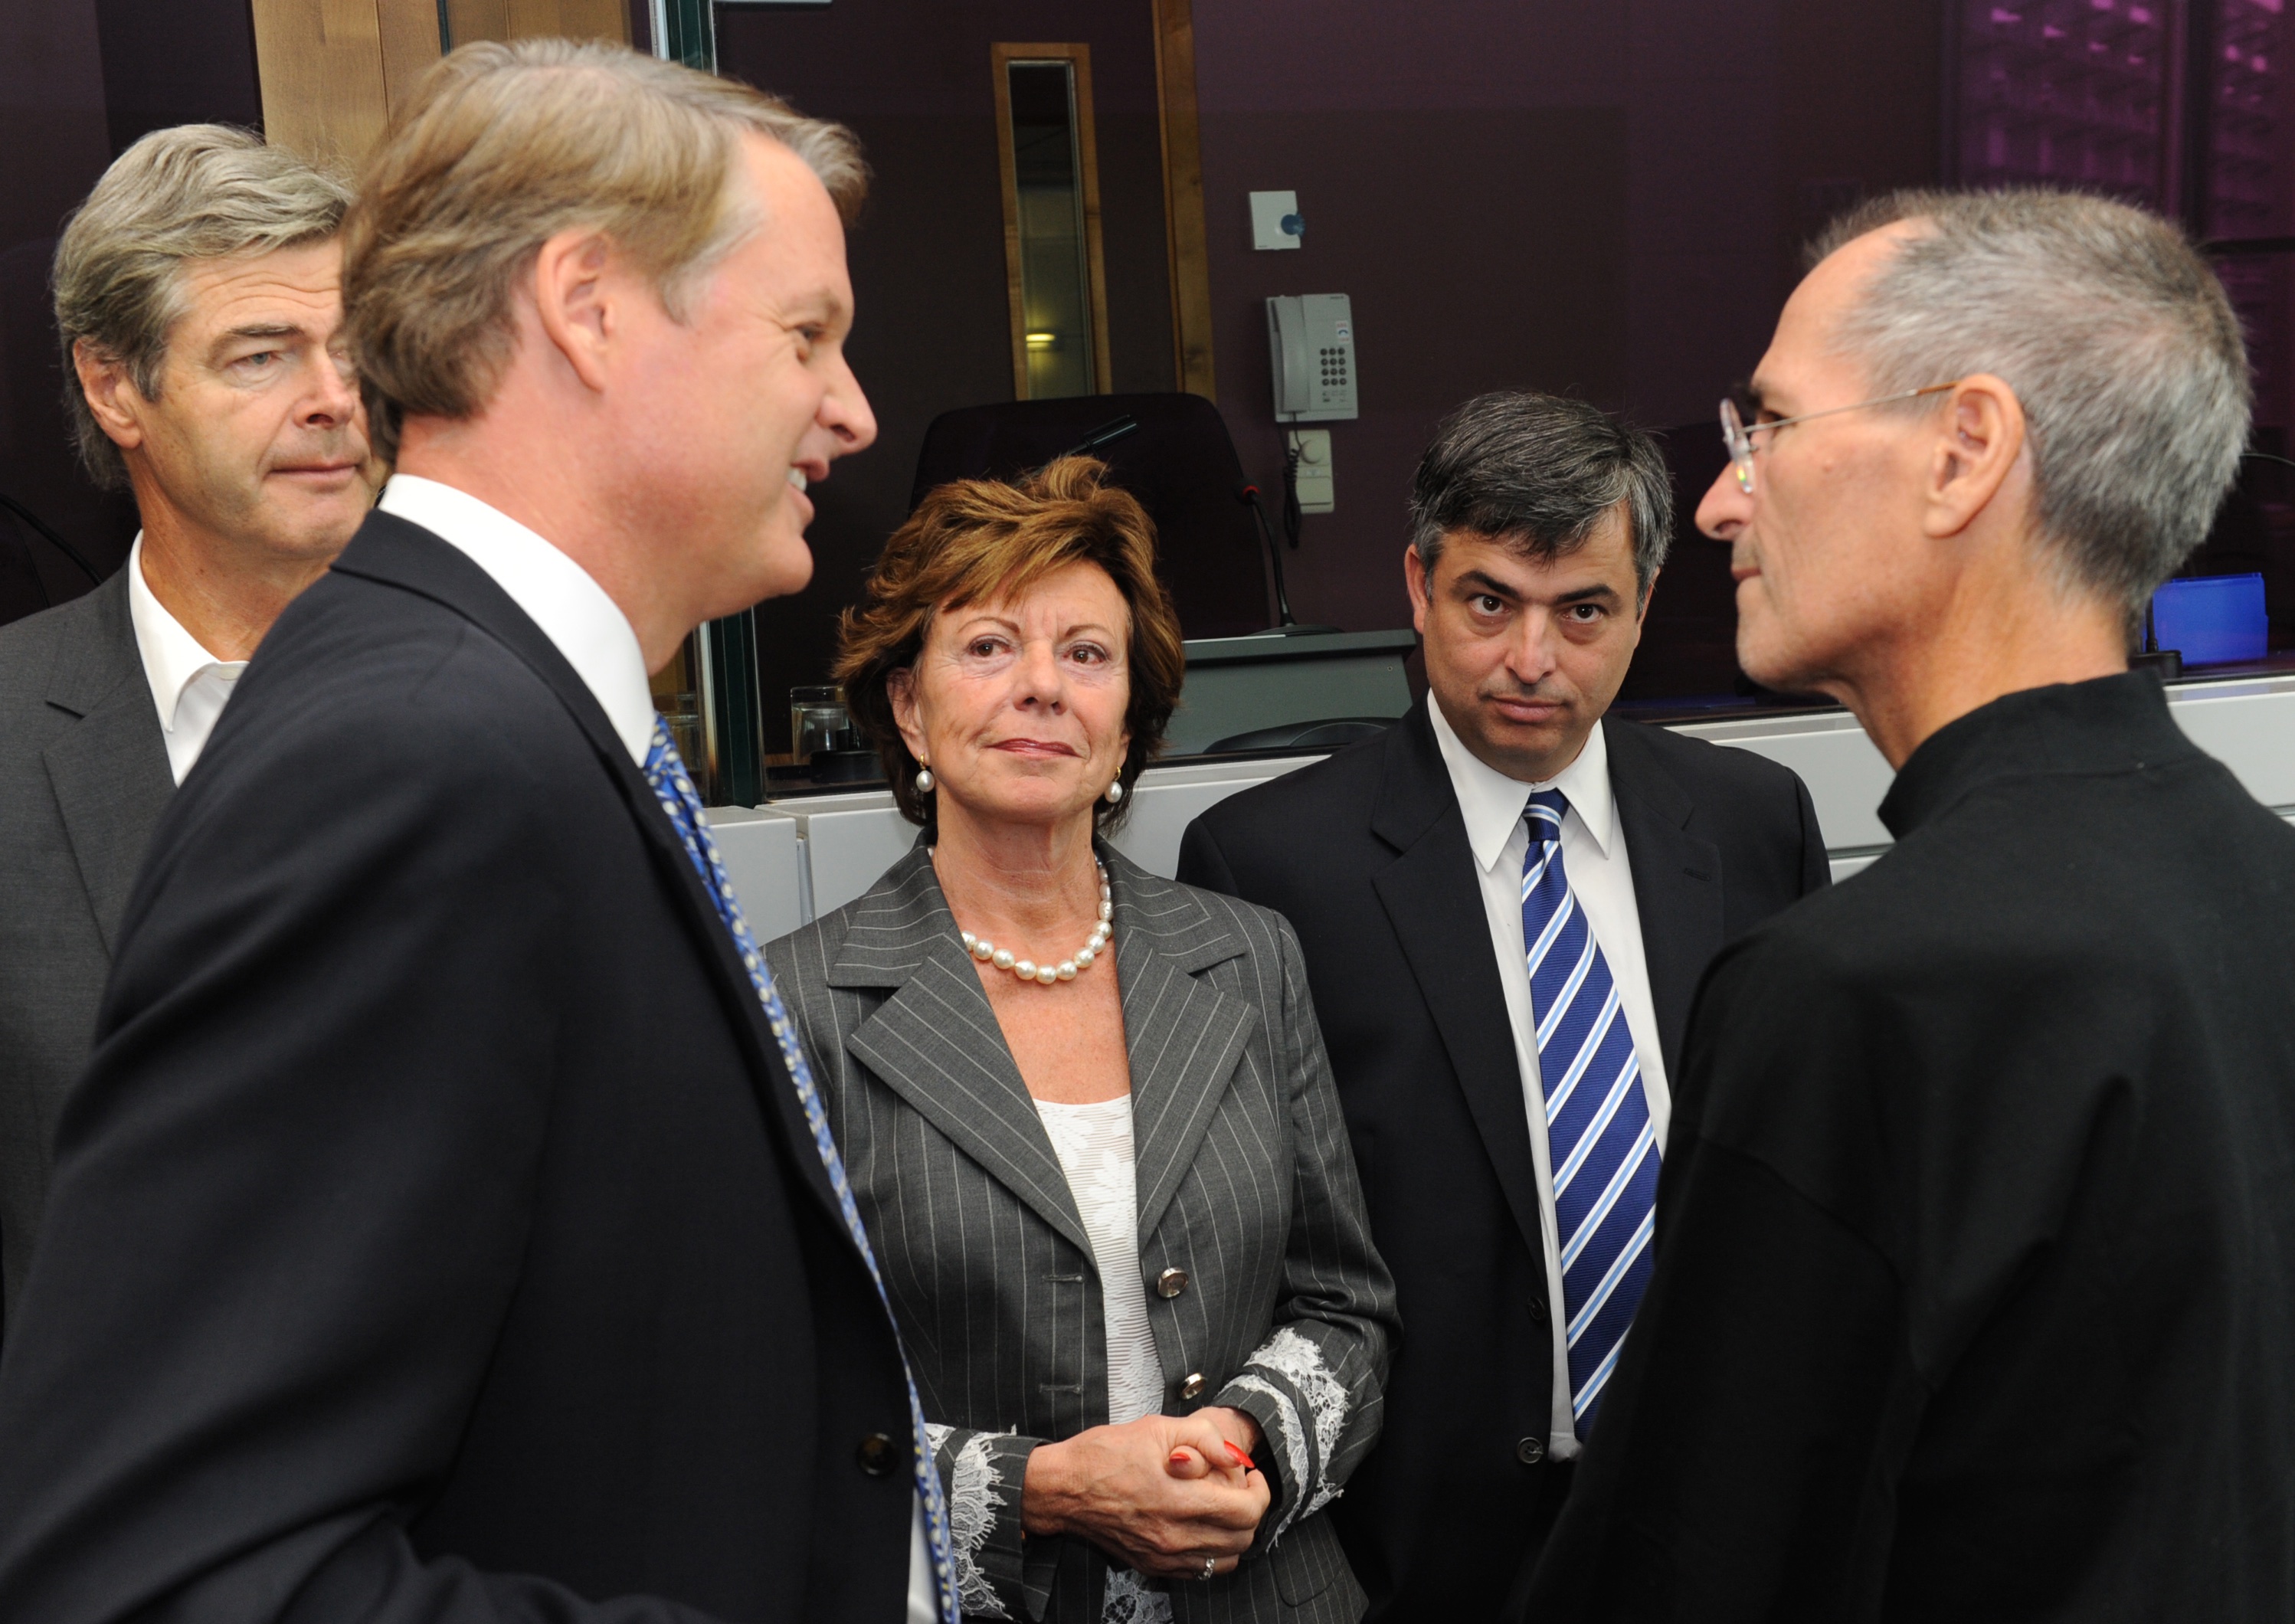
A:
[1267,293,1357,423]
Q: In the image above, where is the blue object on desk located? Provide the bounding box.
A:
[2152,573,2268,666]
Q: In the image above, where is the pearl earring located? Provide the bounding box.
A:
[915,765,935,793]
[1104,779,1125,805]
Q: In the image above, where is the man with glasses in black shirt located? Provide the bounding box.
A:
[1524,189,2295,1622]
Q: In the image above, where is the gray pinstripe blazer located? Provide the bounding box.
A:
[766,842,1397,1624]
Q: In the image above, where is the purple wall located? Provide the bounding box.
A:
[716,0,1180,724]
[2,0,1945,682]
[710,0,1943,701]
[0,0,133,618]
[1190,0,1940,639]
[717,0,1946,703]
[0,0,265,623]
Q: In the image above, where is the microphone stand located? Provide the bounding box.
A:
[1239,483,1334,634]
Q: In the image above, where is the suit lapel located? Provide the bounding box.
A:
[1606,720,1722,1082]
[831,847,1254,1252]
[1114,858,1254,1243]
[1369,704,1548,1265]
[848,971,1098,1258]
[329,512,856,1234]
[835,850,1094,1255]
[40,571,173,957]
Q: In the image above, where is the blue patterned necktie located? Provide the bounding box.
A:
[644,719,958,1622]
[1521,788,1660,1436]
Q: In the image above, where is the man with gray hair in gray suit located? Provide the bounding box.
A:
[0,124,373,1337]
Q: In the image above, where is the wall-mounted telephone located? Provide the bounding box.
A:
[1267,293,1357,422]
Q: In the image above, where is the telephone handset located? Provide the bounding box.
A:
[1267,293,1357,422]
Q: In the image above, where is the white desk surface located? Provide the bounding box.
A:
[705,673,2295,939]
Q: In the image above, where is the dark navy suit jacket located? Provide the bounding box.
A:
[1178,697,1828,1622]
[0,512,918,1624]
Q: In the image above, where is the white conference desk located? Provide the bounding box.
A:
[703,670,2295,945]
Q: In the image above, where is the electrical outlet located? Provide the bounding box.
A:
[1288,428,1334,513]
[1250,190,1303,250]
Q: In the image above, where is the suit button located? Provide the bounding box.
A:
[856,1432,899,1476]
[1157,1267,1190,1298]
[1517,1436,1547,1465]
[1527,1296,1548,1324]
[1179,1372,1209,1401]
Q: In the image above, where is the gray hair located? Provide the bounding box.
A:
[1408,391,1674,597]
[53,125,352,489]
[1812,188,2250,612]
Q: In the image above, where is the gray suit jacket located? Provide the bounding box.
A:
[0,571,172,1330]
[767,843,1398,1624]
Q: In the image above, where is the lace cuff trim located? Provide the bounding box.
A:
[1226,1326,1352,1538]
[928,1423,1016,1618]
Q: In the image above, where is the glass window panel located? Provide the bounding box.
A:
[1955,0,2172,208]
[1006,58,1096,398]
[2211,0,2294,240]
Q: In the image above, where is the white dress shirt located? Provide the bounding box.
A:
[377,476,655,765]
[1036,1097,1174,1624]
[125,535,249,785]
[378,474,939,1624]
[1428,699,1671,1461]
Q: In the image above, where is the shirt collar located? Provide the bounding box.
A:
[1877,669,2192,840]
[125,532,245,735]
[1428,696,1616,873]
[377,474,656,766]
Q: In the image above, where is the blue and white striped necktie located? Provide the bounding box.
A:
[1521,788,1660,1436]
[644,719,959,1622]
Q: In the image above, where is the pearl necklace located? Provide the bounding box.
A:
[959,861,1114,986]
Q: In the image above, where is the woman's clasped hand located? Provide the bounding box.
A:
[1020,1408,1269,1580]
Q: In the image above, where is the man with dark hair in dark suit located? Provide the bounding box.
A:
[0,41,951,1624]
[1524,189,2295,1622]
[1178,391,1828,1622]
[0,126,368,1341]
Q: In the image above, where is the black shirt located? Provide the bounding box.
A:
[1524,671,2295,1623]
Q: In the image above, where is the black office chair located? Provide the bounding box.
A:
[1203,717,1394,755]
[909,392,1272,639]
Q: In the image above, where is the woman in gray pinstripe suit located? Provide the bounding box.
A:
[766,460,1396,1624]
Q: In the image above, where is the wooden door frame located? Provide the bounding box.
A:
[1151,0,1216,398]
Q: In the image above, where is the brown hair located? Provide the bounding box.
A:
[343,38,866,461]
[837,457,1185,832]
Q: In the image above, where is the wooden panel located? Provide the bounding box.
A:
[253,0,440,169]
[1071,45,1114,398]
[377,0,444,113]
[444,0,509,44]
[991,44,1027,397]
[506,0,629,41]
[1152,0,1216,398]
[252,0,388,166]
[990,42,1113,400]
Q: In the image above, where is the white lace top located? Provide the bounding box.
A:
[1034,1095,1174,1624]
